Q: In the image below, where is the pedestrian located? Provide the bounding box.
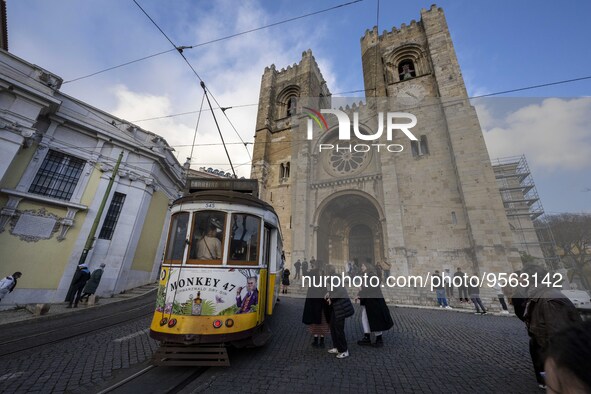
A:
[433,270,451,309]
[293,259,301,280]
[493,281,509,314]
[302,260,330,348]
[469,273,487,315]
[326,264,354,359]
[356,262,393,347]
[281,267,290,294]
[509,270,528,321]
[310,256,316,269]
[454,267,468,302]
[544,321,591,394]
[80,263,105,302]
[444,268,453,299]
[65,264,91,308]
[521,264,582,389]
[0,272,22,302]
[301,258,309,277]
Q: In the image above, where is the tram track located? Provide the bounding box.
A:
[95,364,208,394]
[0,292,156,357]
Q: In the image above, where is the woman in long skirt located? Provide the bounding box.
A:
[356,261,393,347]
[302,260,330,347]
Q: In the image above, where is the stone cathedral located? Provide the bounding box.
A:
[250,5,521,279]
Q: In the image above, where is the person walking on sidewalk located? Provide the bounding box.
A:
[356,262,393,348]
[281,268,290,294]
[80,263,105,302]
[469,273,487,315]
[65,264,91,308]
[326,265,354,359]
[0,272,22,302]
[301,258,309,278]
[493,282,509,314]
[293,259,301,281]
[433,270,451,309]
[302,260,330,348]
[454,267,469,302]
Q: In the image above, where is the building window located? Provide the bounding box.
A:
[451,211,457,225]
[98,192,126,240]
[277,85,300,119]
[229,213,261,265]
[28,150,86,200]
[164,212,190,264]
[411,135,429,157]
[279,162,290,180]
[188,211,226,264]
[287,97,297,117]
[398,59,416,81]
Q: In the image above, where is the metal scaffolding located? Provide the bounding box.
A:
[491,155,559,268]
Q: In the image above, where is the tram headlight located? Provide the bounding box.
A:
[213,319,223,328]
[225,318,234,327]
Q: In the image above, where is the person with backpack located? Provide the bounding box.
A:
[0,272,22,302]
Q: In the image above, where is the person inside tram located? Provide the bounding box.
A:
[196,220,222,260]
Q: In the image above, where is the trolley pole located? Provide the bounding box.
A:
[77,150,124,266]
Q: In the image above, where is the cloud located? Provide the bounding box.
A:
[480,98,591,171]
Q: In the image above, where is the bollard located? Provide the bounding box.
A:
[88,295,99,306]
[35,303,50,316]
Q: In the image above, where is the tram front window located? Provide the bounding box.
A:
[229,214,260,265]
[164,212,189,264]
[188,211,226,264]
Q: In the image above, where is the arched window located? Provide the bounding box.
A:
[277,85,300,119]
[285,162,290,178]
[279,163,285,179]
[287,97,297,117]
[398,59,416,81]
[383,44,429,84]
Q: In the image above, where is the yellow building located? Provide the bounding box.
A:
[0,49,185,306]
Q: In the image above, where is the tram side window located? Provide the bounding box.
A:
[229,214,261,265]
[188,211,226,264]
[164,212,190,264]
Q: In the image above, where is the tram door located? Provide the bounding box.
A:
[262,225,273,316]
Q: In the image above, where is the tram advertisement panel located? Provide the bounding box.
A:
[156,267,260,316]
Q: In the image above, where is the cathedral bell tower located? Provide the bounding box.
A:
[250,49,330,263]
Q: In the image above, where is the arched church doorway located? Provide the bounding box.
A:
[316,193,383,272]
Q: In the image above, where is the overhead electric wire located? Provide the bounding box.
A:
[62,49,177,84]
[63,0,364,85]
[189,92,206,161]
[132,0,250,163]
[201,81,236,177]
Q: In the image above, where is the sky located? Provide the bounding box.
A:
[6,0,591,214]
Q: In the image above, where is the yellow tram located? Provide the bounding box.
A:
[149,184,283,348]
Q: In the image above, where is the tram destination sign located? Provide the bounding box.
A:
[186,177,259,196]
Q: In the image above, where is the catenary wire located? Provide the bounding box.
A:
[132,0,250,161]
[62,0,364,85]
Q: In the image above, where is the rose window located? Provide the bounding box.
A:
[328,149,369,175]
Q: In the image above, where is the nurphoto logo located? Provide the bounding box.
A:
[303,107,418,153]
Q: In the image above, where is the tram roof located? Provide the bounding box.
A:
[174,190,278,216]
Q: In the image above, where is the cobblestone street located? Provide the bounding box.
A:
[188,297,539,393]
[0,295,541,393]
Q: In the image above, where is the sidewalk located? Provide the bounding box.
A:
[0,282,158,326]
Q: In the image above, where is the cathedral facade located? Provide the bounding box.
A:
[251,5,521,279]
